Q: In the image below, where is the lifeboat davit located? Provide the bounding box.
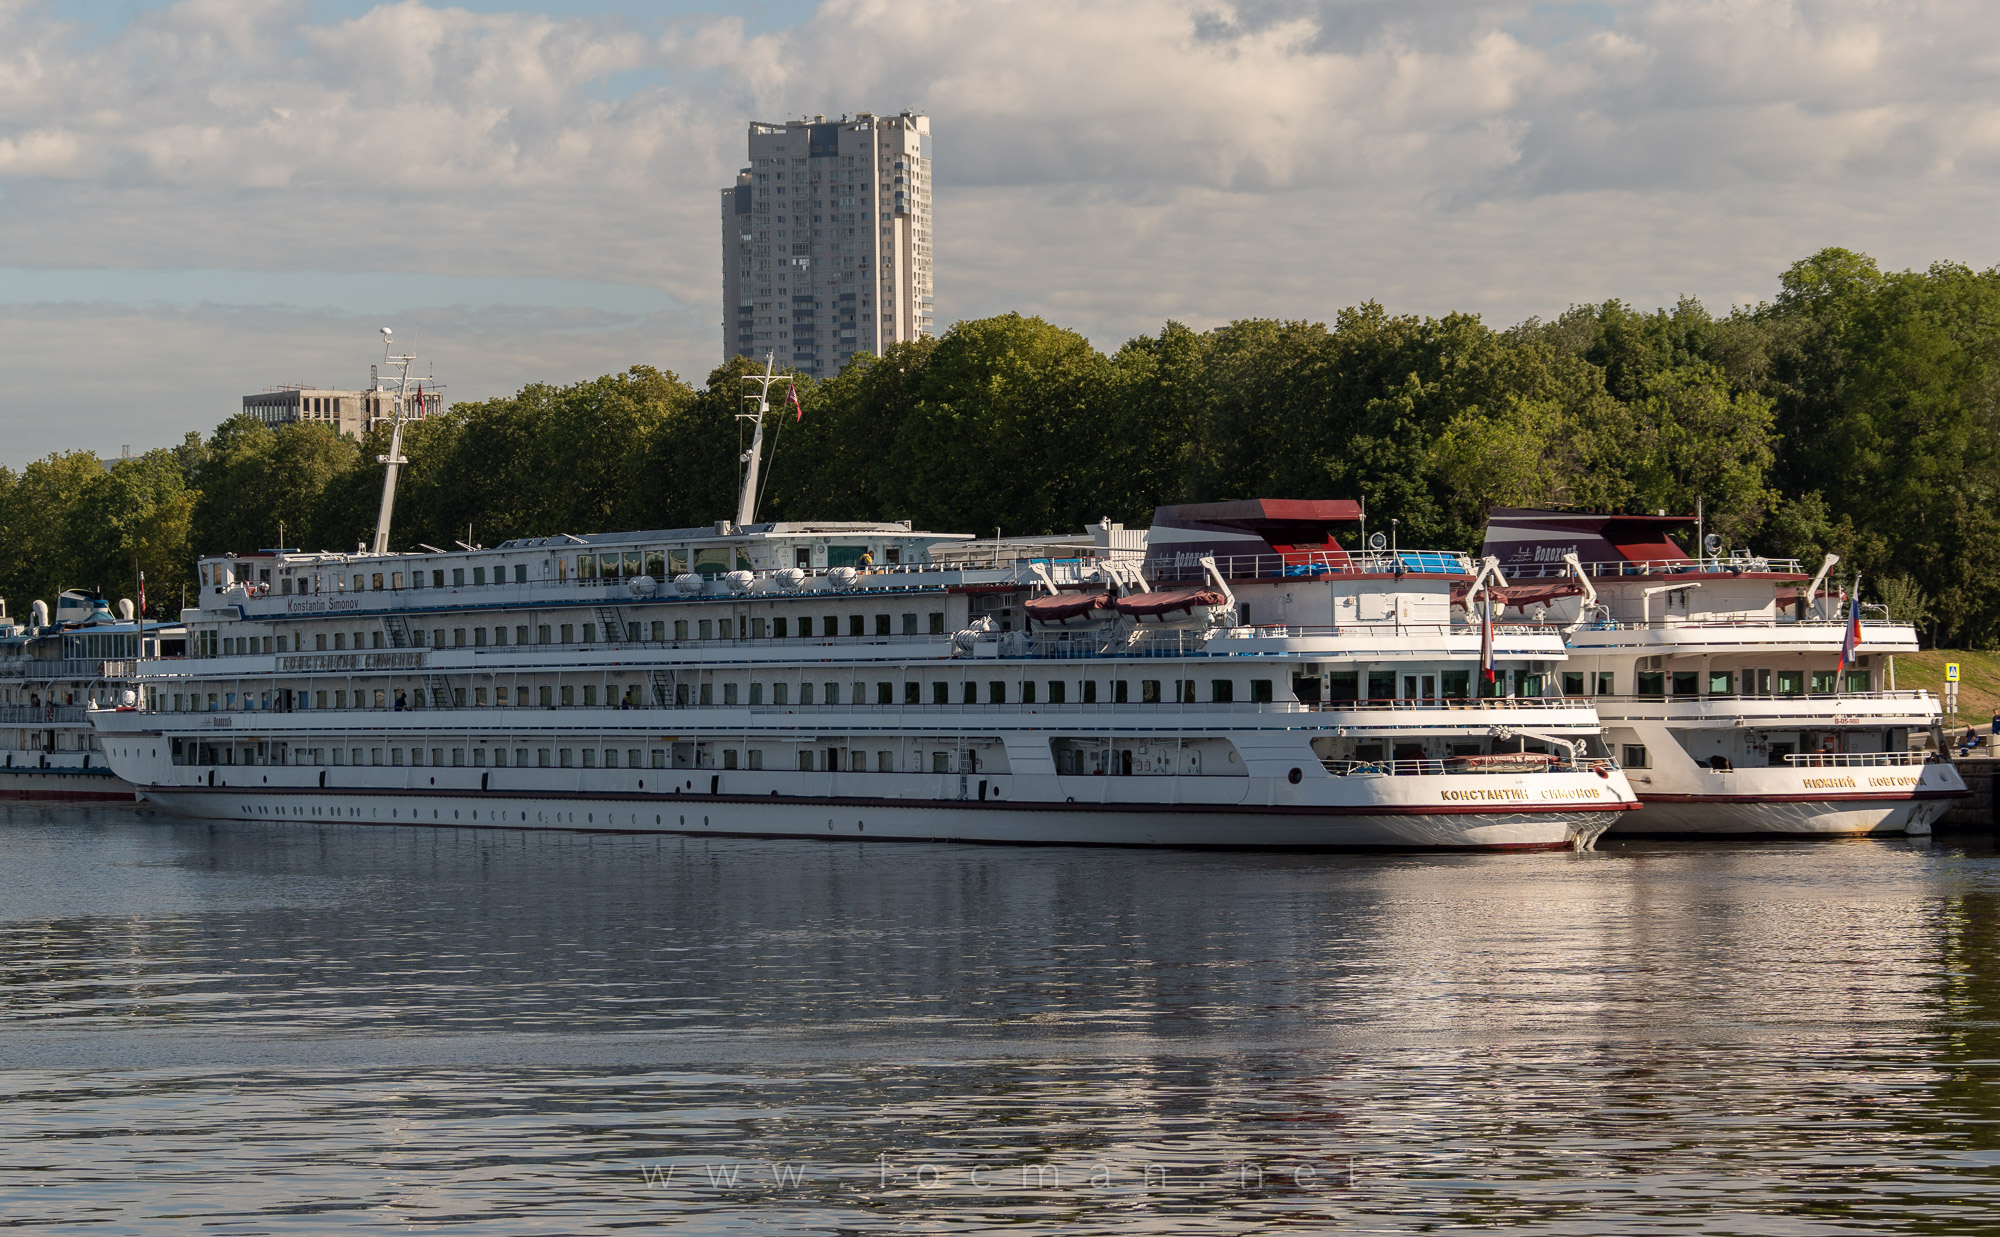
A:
[1024,590,1115,625]
[1114,587,1229,623]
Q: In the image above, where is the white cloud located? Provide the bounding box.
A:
[0,0,1996,464]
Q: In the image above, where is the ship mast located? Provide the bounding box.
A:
[736,353,792,529]
[371,327,416,555]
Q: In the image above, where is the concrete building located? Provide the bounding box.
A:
[242,370,442,439]
[721,111,933,377]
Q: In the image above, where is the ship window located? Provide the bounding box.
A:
[374,690,386,708]
[720,619,734,639]
[1082,681,1097,704]
[929,612,945,634]
[1562,671,1585,695]
[472,567,485,585]
[799,750,815,771]
[1021,681,1036,705]
[646,551,665,577]
[583,685,598,706]
[624,552,642,577]
[824,682,839,705]
[516,687,529,706]
[652,621,666,641]
[1671,671,1698,696]
[372,632,383,649]
[577,556,596,580]
[962,682,975,704]
[652,749,666,768]
[1249,679,1272,703]
[600,553,620,579]
[723,683,738,705]
[1845,670,1869,693]
[902,613,917,635]
[1048,681,1066,704]
[1810,671,1838,693]
[1636,672,1665,697]
[772,617,787,638]
[873,682,889,704]
[515,564,528,583]
[749,749,764,770]
[824,615,838,636]
[491,626,504,646]
[875,614,891,636]
[989,681,1006,704]
[904,682,920,704]
[453,628,466,647]
[539,749,551,767]
[1140,680,1159,704]
[1440,671,1469,700]
[582,623,597,643]
[560,748,573,767]
[1595,672,1615,695]
[698,620,713,640]
[1622,745,1650,769]
[432,570,444,588]
[1708,671,1734,695]
[333,633,346,650]
[559,623,574,643]
[933,751,950,773]
[850,615,865,637]
[797,617,811,637]
[371,573,383,590]
[750,683,763,705]
[748,618,764,639]
[582,749,596,767]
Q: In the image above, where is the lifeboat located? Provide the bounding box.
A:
[1114,588,1229,623]
[1024,590,1115,625]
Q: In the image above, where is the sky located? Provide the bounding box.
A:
[1,0,1995,465]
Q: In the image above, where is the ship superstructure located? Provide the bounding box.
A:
[1482,508,1963,836]
[0,591,185,800]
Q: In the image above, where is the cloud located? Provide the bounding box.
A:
[0,0,1996,465]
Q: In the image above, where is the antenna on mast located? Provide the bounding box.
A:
[371,327,416,555]
[736,353,792,529]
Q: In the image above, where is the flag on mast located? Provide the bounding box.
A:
[1480,593,1497,685]
[788,380,803,422]
[136,572,145,622]
[1836,579,1864,678]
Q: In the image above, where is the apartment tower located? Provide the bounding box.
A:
[721,111,932,376]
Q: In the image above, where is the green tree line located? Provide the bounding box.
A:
[2,248,1994,644]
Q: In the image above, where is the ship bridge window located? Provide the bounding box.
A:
[1563,671,1585,696]
[1845,670,1869,693]
[577,556,597,580]
[1671,671,1698,696]
[1440,671,1469,699]
[1637,671,1665,697]
[1367,671,1394,701]
[646,550,665,577]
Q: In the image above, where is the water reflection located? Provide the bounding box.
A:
[1,805,1996,1233]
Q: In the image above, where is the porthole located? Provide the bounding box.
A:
[1287,767,1302,784]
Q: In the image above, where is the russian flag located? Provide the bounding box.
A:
[1836,584,1863,678]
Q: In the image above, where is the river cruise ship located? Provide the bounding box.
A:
[0,591,186,801]
[1481,508,1963,836]
[90,349,1636,850]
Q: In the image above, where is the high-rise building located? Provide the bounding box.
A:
[721,111,933,377]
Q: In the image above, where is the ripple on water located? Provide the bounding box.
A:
[0,806,1997,1234]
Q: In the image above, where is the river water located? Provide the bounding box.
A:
[1,804,1996,1234]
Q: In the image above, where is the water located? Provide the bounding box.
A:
[2,805,1997,1234]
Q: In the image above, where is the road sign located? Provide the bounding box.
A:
[1946,662,1961,683]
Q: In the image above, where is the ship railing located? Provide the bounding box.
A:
[1572,617,1911,631]
[1321,757,1620,778]
[1503,556,1807,578]
[1146,549,1472,582]
[0,705,89,724]
[130,697,1600,721]
[0,658,135,681]
[1782,751,1931,768]
[1586,690,1934,705]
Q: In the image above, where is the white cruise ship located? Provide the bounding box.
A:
[88,358,1638,850]
[1482,508,1964,836]
[0,591,186,801]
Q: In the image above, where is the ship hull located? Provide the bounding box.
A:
[1613,791,1956,838]
[133,784,1629,851]
[0,766,134,802]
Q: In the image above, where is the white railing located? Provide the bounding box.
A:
[1505,556,1806,578]
[1323,757,1619,778]
[1782,752,1931,768]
